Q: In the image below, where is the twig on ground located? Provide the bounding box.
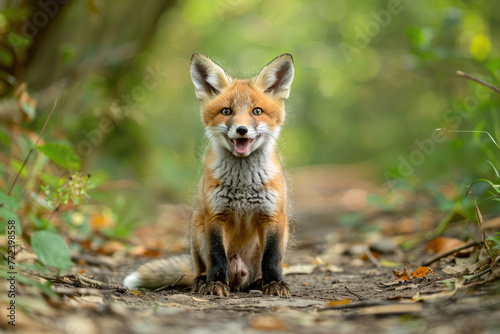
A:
[421,240,481,266]
[456,71,500,94]
[344,286,364,301]
[364,246,381,269]
[319,299,394,312]
[23,268,123,290]
[52,286,103,296]
[155,274,185,292]
[465,267,493,285]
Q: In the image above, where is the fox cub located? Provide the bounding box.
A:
[124,53,294,296]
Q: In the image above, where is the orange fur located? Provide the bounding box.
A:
[124,53,294,297]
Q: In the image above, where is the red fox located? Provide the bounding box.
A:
[124,53,294,296]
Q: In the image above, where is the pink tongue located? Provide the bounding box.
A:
[235,138,250,154]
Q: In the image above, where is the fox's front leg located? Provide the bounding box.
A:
[260,216,291,297]
[198,215,230,296]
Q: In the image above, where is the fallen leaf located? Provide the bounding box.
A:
[320,264,344,273]
[412,290,456,302]
[395,283,419,291]
[130,245,162,258]
[250,316,289,331]
[393,267,412,281]
[357,304,423,315]
[360,251,380,261]
[96,240,126,255]
[379,259,400,267]
[412,266,439,279]
[129,290,141,297]
[283,264,316,275]
[380,280,406,287]
[413,277,465,302]
[361,269,381,276]
[442,256,491,275]
[426,237,464,254]
[90,212,115,231]
[328,298,351,306]
[15,82,37,120]
[81,239,92,250]
[191,296,208,302]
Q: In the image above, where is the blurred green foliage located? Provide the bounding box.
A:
[0,0,499,240]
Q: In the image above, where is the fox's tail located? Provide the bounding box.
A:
[123,254,195,290]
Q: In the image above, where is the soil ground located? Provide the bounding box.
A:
[3,165,500,333]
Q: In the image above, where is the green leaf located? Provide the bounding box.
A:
[0,190,21,209]
[0,129,10,146]
[10,159,28,180]
[486,160,500,184]
[31,231,73,270]
[0,48,13,67]
[469,178,500,194]
[7,32,31,50]
[37,143,81,170]
[0,206,21,235]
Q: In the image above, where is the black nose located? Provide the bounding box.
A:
[236,126,248,135]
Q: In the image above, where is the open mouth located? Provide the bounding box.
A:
[226,136,258,154]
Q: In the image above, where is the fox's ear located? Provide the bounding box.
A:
[254,54,294,100]
[190,53,231,101]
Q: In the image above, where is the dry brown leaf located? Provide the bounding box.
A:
[129,290,141,297]
[130,245,162,258]
[393,266,412,281]
[319,264,344,273]
[426,237,465,254]
[360,251,380,261]
[328,298,351,306]
[250,316,289,331]
[90,213,115,231]
[357,303,423,315]
[412,266,439,279]
[15,82,37,120]
[283,264,316,275]
[81,239,92,251]
[96,240,126,255]
[442,256,492,275]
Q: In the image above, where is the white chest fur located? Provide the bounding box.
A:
[208,147,280,215]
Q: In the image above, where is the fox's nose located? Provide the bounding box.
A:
[236,126,248,136]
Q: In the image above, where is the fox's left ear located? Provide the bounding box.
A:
[254,54,294,100]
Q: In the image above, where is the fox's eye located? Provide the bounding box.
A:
[221,108,232,116]
[252,107,263,116]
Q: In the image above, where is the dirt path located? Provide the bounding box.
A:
[5,165,500,333]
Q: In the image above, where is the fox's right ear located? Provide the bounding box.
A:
[190,53,231,101]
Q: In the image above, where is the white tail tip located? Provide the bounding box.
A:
[123,271,141,289]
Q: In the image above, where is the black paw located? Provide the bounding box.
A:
[199,280,230,296]
[263,281,291,297]
[191,275,206,293]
